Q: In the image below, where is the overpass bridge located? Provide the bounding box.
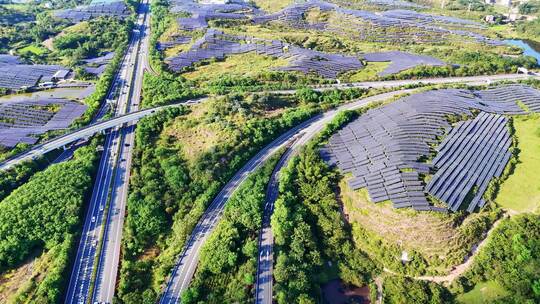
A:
[0,99,204,171]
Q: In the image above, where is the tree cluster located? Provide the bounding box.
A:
[182,155,280,304]
[271,147,377,303]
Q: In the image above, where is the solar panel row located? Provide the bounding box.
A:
[0,98,87,147]
[321,84,540,212]
[252,1,501,46]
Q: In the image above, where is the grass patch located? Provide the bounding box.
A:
[252,0,293,12]
[18,44,47,55]
[340,61,390,82]
[496,115,540,213]
[182,52,289,81]
[340,177,498,275]
[456,281,509,304]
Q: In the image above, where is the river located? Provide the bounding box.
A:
[505,39,540,64]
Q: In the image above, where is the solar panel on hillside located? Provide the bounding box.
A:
[322,84,540,212]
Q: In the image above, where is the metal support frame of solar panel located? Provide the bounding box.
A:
[322,84,540,212]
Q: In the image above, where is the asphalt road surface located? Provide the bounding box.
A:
[92,1,150,302]
[254,145,297,304]
[64,1,150,303]
[158,89,417,303]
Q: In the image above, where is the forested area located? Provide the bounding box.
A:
[181,154,281,303]
[0,141,99,302]
[271,144,377,303]
[53,17,131,65]
[382,276,453,304]
[455,214,540,303]
[0,157,50,201]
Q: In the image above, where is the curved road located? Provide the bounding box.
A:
[158,89,417,303]
[159,72,540,303]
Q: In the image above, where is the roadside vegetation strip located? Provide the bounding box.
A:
[180,152,282,303]
[0,142,100,302]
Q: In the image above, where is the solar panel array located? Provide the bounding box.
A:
[252,1,502,45]
[170,0,262,31]
[426,113,511,212]
[0,57,69,90]
[362,0,428,9]
[361,51,446,75]
[0,98,87,147]
[0,55,21,65]
[165,29,363,79]
[83,52,115,76]
[55,1,129,22]
[157,36,191,51]
[320,85,540,212]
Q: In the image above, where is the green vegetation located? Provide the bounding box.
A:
[52,17,131,66]
[382,276,453,304]
[182,154,281,303]
[117,92,324,302]
[457,280,509,304]
[496,115,540,212]
[0,140,99,302]
[0,157,51,201]
[454,214,540,303]
[271,144,377,303]
[141,72,197,108]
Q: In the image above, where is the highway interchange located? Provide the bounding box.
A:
[0,1,538,302]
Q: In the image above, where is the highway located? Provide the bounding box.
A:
[274,73,538,94]
[254,145,297,304]
[64,1,150,303]
[158,89,416,303]
[92,0,150,302]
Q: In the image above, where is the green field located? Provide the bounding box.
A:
[496,115,540,213]
[457,281,509,304]
[18,45,48,55]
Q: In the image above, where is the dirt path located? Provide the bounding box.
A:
[383,214,508,284]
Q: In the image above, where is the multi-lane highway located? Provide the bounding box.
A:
[92,0,150,301]
[64,1,150,303]
[158,89,417,303]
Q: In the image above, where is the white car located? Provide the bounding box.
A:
[91,216,96,223]
[100,205,104,211]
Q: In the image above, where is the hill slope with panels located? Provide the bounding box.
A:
[170,0,263,31]
[166,29,364,78]
[55,0,130,23]
[320,84,540,212]
[252,1,501,45]
[0,98,86,147]
[0,56,70,90]
[361,51,446,75]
